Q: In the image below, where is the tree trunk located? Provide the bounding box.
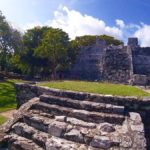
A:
[51,45,57,80]
[51,64,57,80]
[29,66,35,79]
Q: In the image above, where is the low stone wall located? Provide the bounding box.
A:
[132,74,148,86]
[16,83,150,112]
[15,83,150,149]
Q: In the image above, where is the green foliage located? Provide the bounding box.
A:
[35,28,69,79]
[0,10,125,80]
[39,81,150,97]
[74,35,96,47]
[67,40,81,67]
[0,11,23,72]
[11,26,70,79]
[72,35,123,47]
[100,35,123,46]
[23,26,49,49]
[12,27,50,77]
[11,54,30,74]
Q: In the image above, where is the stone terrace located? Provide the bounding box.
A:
[0,84,147,150]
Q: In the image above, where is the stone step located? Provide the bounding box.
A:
[10,122,90,149]
[24,111,97,129]
[40,94,125,115]
[12,122,84,146]
[31,102,125,124]
[23,112,119,146]
[6,133,44,150]
[38,87,135,107]
[23,112,98,140]
[12,121,119,149]
[11,122,49,148]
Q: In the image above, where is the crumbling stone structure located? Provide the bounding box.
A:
[70,38,106,80]
[70,37,150,85]
[0,84,148,149]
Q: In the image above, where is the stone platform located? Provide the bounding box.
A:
[0,84,147,150]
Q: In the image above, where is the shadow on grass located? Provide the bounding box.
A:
[0,80,16,111]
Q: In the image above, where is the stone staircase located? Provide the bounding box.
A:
[2,90,146,150]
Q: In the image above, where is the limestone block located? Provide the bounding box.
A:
[48,121,67,137]
[90,135,116,149]
[64,129,84,143]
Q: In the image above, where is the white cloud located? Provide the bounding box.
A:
[48,6,123,39]
[134,24,150,47]
[23,22,44,31]
[116,19,125,28]
[9,5,150,47]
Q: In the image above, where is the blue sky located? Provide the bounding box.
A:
[0,0,150,46]
[73,0,150,25]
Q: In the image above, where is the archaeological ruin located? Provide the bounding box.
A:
[0,83,149,150]
[70,37,150,85]
[0,37,150,150]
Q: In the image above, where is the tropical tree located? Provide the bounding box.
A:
[12,26,50,78]
[100,35,123,46]
[73,35,123,47]
[0,11,23,73]
[67,39,81,67]
[35,28,69,79]
[74,35,96,47]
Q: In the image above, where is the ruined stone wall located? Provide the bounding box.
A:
[70,40,133,83]
[132,47,150,75]
[16,83,150,111]
[70,37,150,85]
[103,46,132,83]
[70,39,106,80]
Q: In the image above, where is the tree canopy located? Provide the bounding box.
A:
[100,35,123,46]
[35,28,69,79]
[0,10,125,80]
[73,35,123,47]
[0,11,23,72]
[12,26,50,78]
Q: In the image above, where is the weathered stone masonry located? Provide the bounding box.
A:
[70,37,150,85]
[70,39,106,80]
[1,83,149,150]
[103,45,132,83]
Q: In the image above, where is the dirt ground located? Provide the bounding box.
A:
[0,110,16,119]
[146,90,150,93]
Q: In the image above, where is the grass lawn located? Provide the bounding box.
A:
[0,79,25,125]
[0,79,25,113]
[39,80,150,97]
[0,115,7,125]
[0,81,17,113]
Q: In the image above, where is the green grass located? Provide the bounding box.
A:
[0,81,17,113]
[0,79,26,113]
[39,80,150,97]
[0,79,26,124]
[0,115,7,125]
